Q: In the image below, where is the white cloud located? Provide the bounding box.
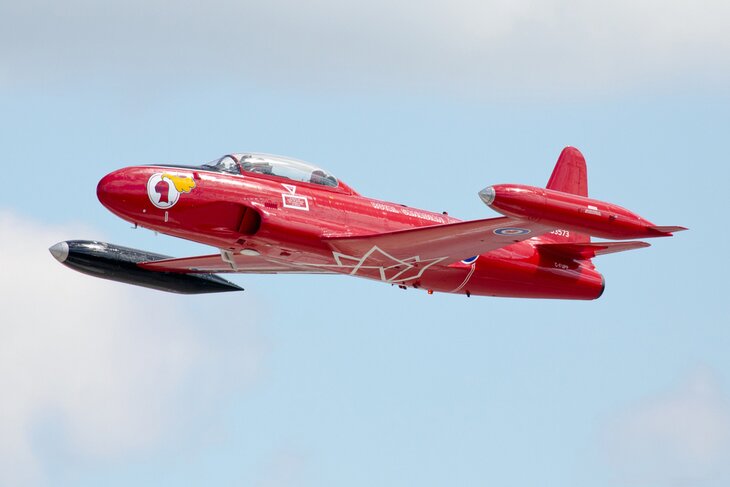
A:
[604,369,730,486]
[0,0,728,98]
[0,210,264,486]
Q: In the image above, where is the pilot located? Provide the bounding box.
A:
[310,170,336,186]
[310,170,327,185]
[242,161,273,175]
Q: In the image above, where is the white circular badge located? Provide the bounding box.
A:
[147,173,181,209]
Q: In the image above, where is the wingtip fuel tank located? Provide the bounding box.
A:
[480,184,686,240]
[49,240,243,294]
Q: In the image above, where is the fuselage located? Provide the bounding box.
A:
[96,154,605,299]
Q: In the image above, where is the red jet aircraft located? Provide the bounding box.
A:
[50,147,685,299]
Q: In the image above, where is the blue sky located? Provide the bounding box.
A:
[1,1,729,486]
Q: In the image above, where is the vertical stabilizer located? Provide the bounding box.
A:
[546,146,588,197]
[540,147,590,244]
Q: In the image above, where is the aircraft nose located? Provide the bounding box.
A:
[97,169,129,211]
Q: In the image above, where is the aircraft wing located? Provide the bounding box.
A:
[324,216,552,265]
[138,252,336,274]
[141,217,551,278]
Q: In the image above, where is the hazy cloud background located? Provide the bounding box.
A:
[1,0,729,98]
[0,210,264,486]
[0,0,728,485]
[605,369,730,486]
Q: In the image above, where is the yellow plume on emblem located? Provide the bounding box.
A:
[161,173,196,193]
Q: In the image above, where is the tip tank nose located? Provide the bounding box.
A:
[49,241,69,263]
[478,186,496,206]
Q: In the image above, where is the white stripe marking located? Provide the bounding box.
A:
[452,264,476,293]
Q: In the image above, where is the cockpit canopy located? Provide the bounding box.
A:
[203,153,339,188]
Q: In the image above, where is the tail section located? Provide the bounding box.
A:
[539,147,590,244]
[546,146,588,197]
[536,241,650,260]
[648,225,689,236]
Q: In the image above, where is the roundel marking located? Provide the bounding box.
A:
[461,256,479,265]
[493,227,531,236]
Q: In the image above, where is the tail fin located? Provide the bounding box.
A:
[547,146,588,197]
[540,146,590,244]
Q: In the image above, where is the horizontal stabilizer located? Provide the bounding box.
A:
[537,241,650,260]
[648,225,688,235]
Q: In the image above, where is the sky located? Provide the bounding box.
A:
[1,1,729,486]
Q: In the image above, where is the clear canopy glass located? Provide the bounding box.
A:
[238,154,338,187]
[204,153,338,187]
[203,155,240,175]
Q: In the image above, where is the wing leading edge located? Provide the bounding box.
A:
[138,252,337,274]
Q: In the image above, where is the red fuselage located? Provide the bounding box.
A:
[96,160,605,300]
